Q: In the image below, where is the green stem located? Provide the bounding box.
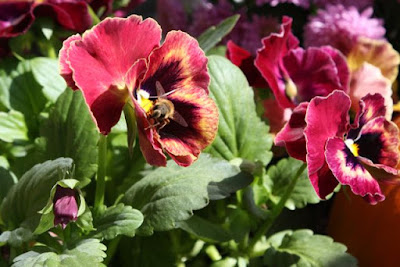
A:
[246,163,306,254]
[47,45,57,59]
[88,6,101,25]
[104,236,121,265]
[94,134,107,212]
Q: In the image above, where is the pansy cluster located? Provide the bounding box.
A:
[252,15,400,203]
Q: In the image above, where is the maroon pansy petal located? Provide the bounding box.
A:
[34,1,92,33]
[275,102,307,161]
[157,87,218,167]
[309,161,339,199]
[140,30,209,96]
[226,41,267,88]
[350,93,387,138]
[132,97,167,166]
[64,15,161,134]
[128,59,167,166]
[263,98,292,134]
[319,46,350,92]
[359,94,387,126]
[69,15,161,87]
[325,137,384,204]
[59,34,81,90]
[305,91,351,196]
[131,31,216,166]
[356,117,400,168]
[283,47,344,104]
[305,91,350,174]
[358,160,400,184]
[349,63,392,121]
[0,2,34,38]
[255,16,299,109]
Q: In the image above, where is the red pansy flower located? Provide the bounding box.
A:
[226,40,268,88]
[60,15,218,167]
[255,16,350,109]
[305,91,399,204]
[0,0,93,38]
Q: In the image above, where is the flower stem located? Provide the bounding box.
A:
[94,134,107,213]
[246,163,306,254]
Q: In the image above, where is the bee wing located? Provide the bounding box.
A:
[151,81,179,99]
[155,81,166,96]
[172,111,188,127]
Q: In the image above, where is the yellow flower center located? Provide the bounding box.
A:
[137,89,154,113]
[285,77,298,100]
[345,139,359,157]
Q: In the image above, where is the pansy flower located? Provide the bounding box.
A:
[347,37,400,119]
[305,91,399,204]
[60,15,218,167]
[0,0,93,38]
[255,16,350,109]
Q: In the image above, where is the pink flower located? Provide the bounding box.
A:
[255,0,310,8]
[304,4,386,55]
[313,0,373,10]
[255,16,350,109]
[305,91,399,204]
[53,185,78,229]
[60,15,218,167]
[0,0,93,38]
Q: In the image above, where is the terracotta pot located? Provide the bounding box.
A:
[328,184,400,267]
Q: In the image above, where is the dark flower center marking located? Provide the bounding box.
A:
[356,132,383,164]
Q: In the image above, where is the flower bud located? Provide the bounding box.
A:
[53,185,78,229]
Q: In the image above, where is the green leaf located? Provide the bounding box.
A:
[198,15,240,53]
[122,154,252,235]
[227,207,253,243]
[264,229,357,267]
[0,110,28,142]
[211,258,237,267]
[122,102,137,155]
[177,215,231,243]
[0,227,33,247]
[30,57,66,102]
[41,89,98,187]
[206,56,273,165]
[0,166,17,206]
[0,158,74,231]
[265,158,320,210]
[0,58,47,134]
[92,204,143,240]
[12,239,107,267]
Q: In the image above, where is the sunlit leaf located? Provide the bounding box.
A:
[92,204,143,240]
[0,111,28,143]
[206,56,273,165]
[123,154,252,235]
[264,229,357,267]
[31,57,66,102]
[12,239,107,267]
[198,15,240,53]
[265,158,320,210]
[41,90,98,187]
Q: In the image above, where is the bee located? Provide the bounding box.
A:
[146,81,188,130]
